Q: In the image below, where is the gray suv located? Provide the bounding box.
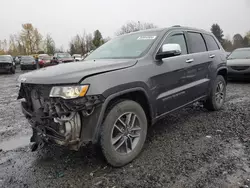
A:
[18,26,227,167]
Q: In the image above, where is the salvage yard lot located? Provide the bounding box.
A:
[0,69,250,188]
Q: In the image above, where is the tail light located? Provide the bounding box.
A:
[39,60,44,65]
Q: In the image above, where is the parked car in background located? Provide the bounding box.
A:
[0,55,15,74]
[4,55,14,65]
[18,26,227,167]
[72,54,83,61]
[227,48,250,80]
[83,50,93,59]
[225,51,231,58]
[38,55,52,68]
[38,54,49,58]
[20,56,36,70]
[51,53,74,64]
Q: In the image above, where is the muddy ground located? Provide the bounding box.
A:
[0,68,250,188]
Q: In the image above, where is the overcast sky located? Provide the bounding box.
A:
[1,0,250,50]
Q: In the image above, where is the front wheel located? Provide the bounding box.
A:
[11,67,15,74]
[204,75,226,111]
[100,100,147,167]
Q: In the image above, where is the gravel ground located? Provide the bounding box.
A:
[0,68,250,188]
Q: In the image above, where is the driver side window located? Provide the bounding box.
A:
[162,33,188,55]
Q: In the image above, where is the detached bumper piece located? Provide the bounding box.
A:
[19,84,104,150]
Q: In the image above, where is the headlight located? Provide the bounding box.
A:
[49,85,89,99]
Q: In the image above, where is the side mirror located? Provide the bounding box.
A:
[156,43,182,60]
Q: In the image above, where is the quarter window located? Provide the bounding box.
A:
[187,32,207,53]
[162,33,187,55]
[203,34,220,51]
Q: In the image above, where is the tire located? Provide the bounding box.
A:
[11,67,15,74]
[20,66,24,70]
[204,75,226,111]
[100,100,147,167]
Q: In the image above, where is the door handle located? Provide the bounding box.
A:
[186,59,194,63]
[209,54,215,58]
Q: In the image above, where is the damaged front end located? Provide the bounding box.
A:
[18,83,104,151]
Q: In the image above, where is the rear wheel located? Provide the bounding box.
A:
[100,100,147,167]
[204,75,226,111]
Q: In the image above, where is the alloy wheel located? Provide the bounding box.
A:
[215,81,225,105]
[111,112,141,154]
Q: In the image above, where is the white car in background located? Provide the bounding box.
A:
[72,54,83,61]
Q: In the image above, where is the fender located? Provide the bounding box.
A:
[216,65,228,74]
[216,65,228,82]
[206,65,228,95]
[92,87,153,143]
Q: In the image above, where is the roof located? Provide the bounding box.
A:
[123,26,211,35]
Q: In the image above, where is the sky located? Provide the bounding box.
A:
[1,0,250,50]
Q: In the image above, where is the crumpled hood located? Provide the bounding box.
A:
[227,59,250,66]
[18,59,137,84]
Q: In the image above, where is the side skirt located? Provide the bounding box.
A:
[153,95,207,124]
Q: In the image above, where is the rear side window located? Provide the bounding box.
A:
[187,32,207,53]
[203,34,220,51]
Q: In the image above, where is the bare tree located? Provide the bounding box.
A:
[86,33,94,52]
[103,37,111,43]
[116,21,157,36]
[33,28,43,52]
[20,23,43,54]
[8,35,18,55]
[44,34,55,55]
[233,34,244,49]
[69,34,83,55]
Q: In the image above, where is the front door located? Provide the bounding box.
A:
[152,31,194,116]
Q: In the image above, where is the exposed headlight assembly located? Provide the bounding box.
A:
[49,85,89,99]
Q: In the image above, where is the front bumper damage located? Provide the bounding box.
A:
[18,83,104,150]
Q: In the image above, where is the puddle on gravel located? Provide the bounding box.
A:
[0,136,30,151]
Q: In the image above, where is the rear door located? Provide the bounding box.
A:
[202,33,223,78]
[184,31,211,101]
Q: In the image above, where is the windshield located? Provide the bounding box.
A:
[85,31,159,60]
[228,49,250,59]
[57,53,71,58]
[0,56,11,61]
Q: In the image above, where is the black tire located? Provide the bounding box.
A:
[20,66,24,70]
[100,100,147,167]
[11,67,15,74]
[204,75,226,111]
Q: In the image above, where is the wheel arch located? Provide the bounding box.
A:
[217,67,228,83]
[93,87,154,143]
